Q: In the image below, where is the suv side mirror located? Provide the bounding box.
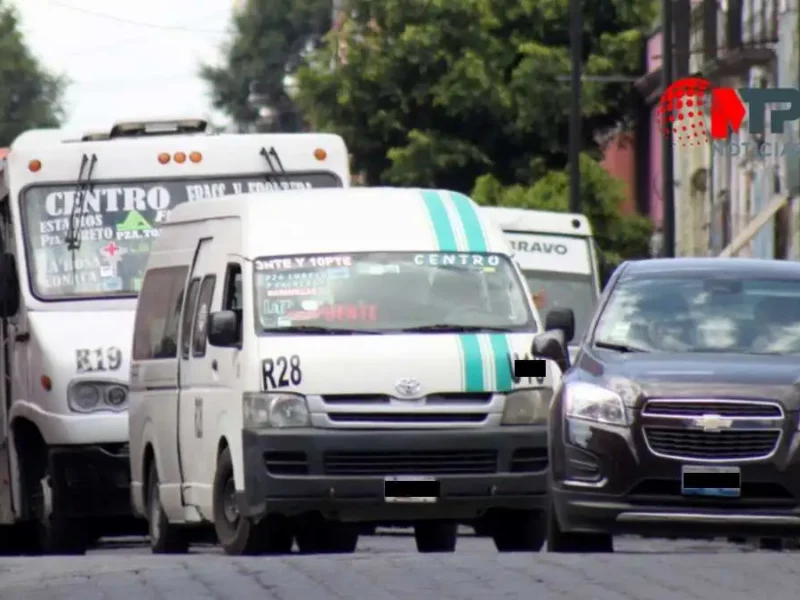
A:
[545,307,575,343]
[208,310,239,347]
[0,253,20,318]
[532,331,570,373]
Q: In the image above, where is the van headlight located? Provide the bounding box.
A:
[68,381,128,413]
[243,392,310,429]
[564,382,628,425]
[501,389,552,425]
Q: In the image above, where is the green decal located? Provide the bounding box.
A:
[449,191,487,252]
[488,334,513,392]
[459,334,485,392]
[420,189,458,252]
[117,210,152,232]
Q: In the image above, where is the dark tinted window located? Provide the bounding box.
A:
[192,275,216,357]
[133,266,188,360]
[180,277,201,359]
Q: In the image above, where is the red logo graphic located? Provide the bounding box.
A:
[658,77,748,147]
[102,242,120,257]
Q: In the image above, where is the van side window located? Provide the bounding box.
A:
[155,285,185,359]
[180,278,201,359]
[133,266,189,360]
[192,275,216,358]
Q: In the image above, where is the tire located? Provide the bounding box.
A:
[147,466,189,554]
[413,521,457,553]
[490,509,546,552]
[295,515,359,554]
[0,523,39,556]
[31,469,87,555]
[545,499,612,553]
[759,537,783,551]
[213,448,293,556]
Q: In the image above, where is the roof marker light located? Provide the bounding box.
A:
[28,159,42,172]
[174,152,186,163]
[189,151,202,163]
[313,148,327,161]
[157,153,170,164]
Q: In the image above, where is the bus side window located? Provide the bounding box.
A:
[222,263,242,343]
[133,266,188,361]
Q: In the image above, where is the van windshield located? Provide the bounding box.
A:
[253,252,535,333]
[21,173,341,300]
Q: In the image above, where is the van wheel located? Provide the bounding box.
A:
[295,515,359,554]
[31,470,87,555]
[490,509,546,552]
[413,521,457,553]
[546,500,612,553]
[0,524,38,556]
[213,448,293,556]
[147,466,189,554]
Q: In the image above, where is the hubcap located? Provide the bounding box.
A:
[222,478,239,526]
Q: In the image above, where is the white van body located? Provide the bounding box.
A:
[481,207,601,354]
[0,118,350,554]
[129,188,559,555]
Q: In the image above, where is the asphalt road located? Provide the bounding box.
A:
[0,532,795,600]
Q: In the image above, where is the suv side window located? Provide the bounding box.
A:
[180,278,201,359]
[192,275,216,358]
[133,266,188,360]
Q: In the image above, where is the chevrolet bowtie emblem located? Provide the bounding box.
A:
[693,413,733,432]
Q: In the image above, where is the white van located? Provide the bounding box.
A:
[481,207,601,354]
[128,188,565,556]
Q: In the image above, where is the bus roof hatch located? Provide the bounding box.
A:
[108,117,208,139]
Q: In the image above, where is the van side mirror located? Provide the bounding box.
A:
[532,331,570,373]
[0,253,20,318]
[545,307,575,343]
[207,310,239,347]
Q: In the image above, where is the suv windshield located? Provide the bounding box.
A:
[254,251,534,333]
[594,274,800,354]
[22,173,341,300]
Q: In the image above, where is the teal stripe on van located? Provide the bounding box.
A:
[449,191,487,252]
[459,334,485,392]
[488,334,513,392]
[421,189,458,252]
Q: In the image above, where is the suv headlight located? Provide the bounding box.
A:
[501,389,552,425]
[564,382,628,425]
[68,381,128,413]
[243,392,310,429]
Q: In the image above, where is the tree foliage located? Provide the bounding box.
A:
[0,2,65,146]
[200,0,333,130]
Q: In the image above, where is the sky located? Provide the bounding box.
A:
[11,0,236,137]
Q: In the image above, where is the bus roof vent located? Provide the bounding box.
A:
[80,131,111,142]
[108,118,208,139]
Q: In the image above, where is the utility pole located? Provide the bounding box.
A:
[568,0,582,214]
[661,0,676,257]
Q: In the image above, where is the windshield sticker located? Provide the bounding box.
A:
[413,253,501,268]
[266,287,319,297]
[76,346,123,373]
[286,303,378,322]
[255,255,353,271]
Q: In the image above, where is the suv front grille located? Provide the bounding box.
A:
[643,399,782,418]
[643,427,780,460]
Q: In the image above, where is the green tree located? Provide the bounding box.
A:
[472,153,653,277]
[295,0,655,189]
[200,0,333,131]
[0,2,65,145]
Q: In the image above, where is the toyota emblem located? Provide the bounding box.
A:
[395,377,422,398]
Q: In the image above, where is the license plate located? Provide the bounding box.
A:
[384,476,440,503]
[681,465,741,498]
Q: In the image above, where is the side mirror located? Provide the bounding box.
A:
[532,331,570,373]
[0,253,20,318]
[207,310,239,347]
[545,307,575,343]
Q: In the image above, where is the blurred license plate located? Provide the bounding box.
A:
[681,465,740,498]
[384,476,439,503]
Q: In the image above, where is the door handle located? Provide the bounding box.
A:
[211,359,218,371]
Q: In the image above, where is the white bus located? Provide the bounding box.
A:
[0,118,350,555]
[481,207,601,356]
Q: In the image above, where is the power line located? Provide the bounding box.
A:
[37,0,228,33]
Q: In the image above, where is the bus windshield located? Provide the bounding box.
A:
[22,173,341,300]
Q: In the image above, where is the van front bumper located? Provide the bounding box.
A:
[237,427,547,522]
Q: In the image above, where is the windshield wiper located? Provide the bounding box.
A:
[259,146,289,189]
[64,153,98,279]
[401,324,515,333]
[594,340,650,353]
[260,325,382,335]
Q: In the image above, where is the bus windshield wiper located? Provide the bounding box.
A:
[401,324,514,333]
[594,340,650,353]
[259,146,288,188]
[260,325,382,335]
[64,153,98,275]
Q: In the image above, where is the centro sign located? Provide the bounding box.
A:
[657,77,800,157]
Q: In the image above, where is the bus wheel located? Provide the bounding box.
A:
[32,471,87,555]
[147,466,189,554]
[213,447,293,556]
[295,515,359,554]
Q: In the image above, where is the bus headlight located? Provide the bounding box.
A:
[243,392,310,429]
[68,381,128,413]
[501,389,552,425]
